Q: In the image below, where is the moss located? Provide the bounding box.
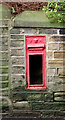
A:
[2,82,9,88]
[0,53,8,60]
[31,102,65,111]
[27,94,43,101]
[45,93,53,101]
[18,80,23,84]
[57,81,63,85]
[2,76,9,81]
[0,4,12,19]
[42,112,55,118]
[14,11,65,28]
[2,68,8,74]
[2,61,8,66]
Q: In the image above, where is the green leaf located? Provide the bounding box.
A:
[11,7,15,13]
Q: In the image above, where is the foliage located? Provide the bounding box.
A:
[11,7,15,14]
[42,2,65,23]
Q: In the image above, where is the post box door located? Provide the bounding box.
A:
[25,36,46,90]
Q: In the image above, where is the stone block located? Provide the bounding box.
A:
[48,76,63,83]
[13,101,31,110]
[2,60,8,66]
[20,28,36,34]
[47,52,53,59]
[59,43,65,50]
[27,94,42,101]
[1,45,8,51]
[0,52,8,59]
[49,36,65,42]
[1,37,8,45]
[11,49,24,56]
[10,28,20,34]
[11,57,24,65]
[48,60,65,67]
[0,28,2,35]
[63,84,65,91]
[54,52,65,59]
[1,76,8,81]
[47,81,63,92]
[47,82,57,91]
[11,75,25,83]
[1,27,8,32]
[11,35,24,39]
[11,41,24,47]
[0,20,8,26]
[11,81,24,89]
[48,68,56,76]
[0,68,8,74]
[48,43,58,50]
[12,66,25,74]
[58,68,65,76]
[39,29,57,34]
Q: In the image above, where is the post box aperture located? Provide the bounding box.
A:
[25,36,46,90]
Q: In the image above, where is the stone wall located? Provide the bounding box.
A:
[10,28,65,92]
[0,4,12,96]
[47,35,65,92]
[1,4,65,117]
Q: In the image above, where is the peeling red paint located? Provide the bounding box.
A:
[25,36,46,90]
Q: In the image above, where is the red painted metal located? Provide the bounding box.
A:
[25,36,46,90]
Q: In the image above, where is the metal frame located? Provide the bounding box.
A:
[24,35,47,90]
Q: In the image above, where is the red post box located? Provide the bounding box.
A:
[25,36,46,90]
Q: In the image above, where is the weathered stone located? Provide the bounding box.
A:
[48,69,56,76]
[12,66,25,74]
[47,52,53,59]
[47,82,57,91]
[58,68,65,76]
[2,60,8,66]
[1,76,8,81]
[54,52,65,59]
[10,28,20,34]
[11,57,24,65]
[2,82,8,88]
[20,28,36,34]
[48,60,65,67]
[0,4,12,19]
[47,82,63,92]
[48,76,63,83]
[39,29,57,34]
[59,43,65,50]
[1,45,8,51]
[0,20,8,26]
[63,84,65,91]
[1,53,8,59]
[0,28,2,35]
[1,28,8,35]
[27,94,42,101]
[11,75,25,85]
[48,43,58,50]
[11,41,24,47]
[13,101,31,110]
[14,11,65,28]
[49,36,65,42]
[11,35,24,39]
[11,81,25,89]
[11,49,24,56]
[1,37,8,44]
[0,68,8,74]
